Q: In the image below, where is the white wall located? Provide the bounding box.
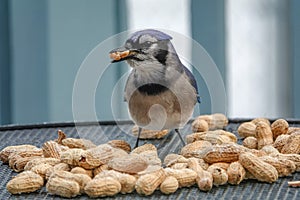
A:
[226,0,291,118]
[127,0,191,36]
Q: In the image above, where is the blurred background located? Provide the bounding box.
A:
[0,0,299,125]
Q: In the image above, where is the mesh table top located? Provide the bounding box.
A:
[0,119,300,200]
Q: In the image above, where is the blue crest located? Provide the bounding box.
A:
[130,29,172,43]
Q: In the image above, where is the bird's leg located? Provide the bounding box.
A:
[134,127,142,148]
[175,129,186,146]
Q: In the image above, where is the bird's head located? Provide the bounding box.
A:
[110,29,178,68]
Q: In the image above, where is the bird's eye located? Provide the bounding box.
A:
[142,41,153,48]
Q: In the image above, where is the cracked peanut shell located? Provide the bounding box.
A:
[207,165,228,186]
[227,161,246,185]
[60,148,102,169]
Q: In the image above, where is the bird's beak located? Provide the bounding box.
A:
[109,46,138,63]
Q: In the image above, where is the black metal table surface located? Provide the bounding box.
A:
[0,119,300,200]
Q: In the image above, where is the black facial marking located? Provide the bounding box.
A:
[154,41,169,65]
[137,84,168,95]
[154,49,168,65]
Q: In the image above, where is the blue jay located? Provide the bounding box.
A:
[110,29,200,148]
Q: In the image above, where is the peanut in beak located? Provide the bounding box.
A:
[109,50,130,61]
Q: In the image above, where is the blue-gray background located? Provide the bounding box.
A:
[0,0,299,125]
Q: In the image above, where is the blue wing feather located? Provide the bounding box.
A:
[182,65,201,103]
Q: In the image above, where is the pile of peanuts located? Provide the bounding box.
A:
[1,114,300,198]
